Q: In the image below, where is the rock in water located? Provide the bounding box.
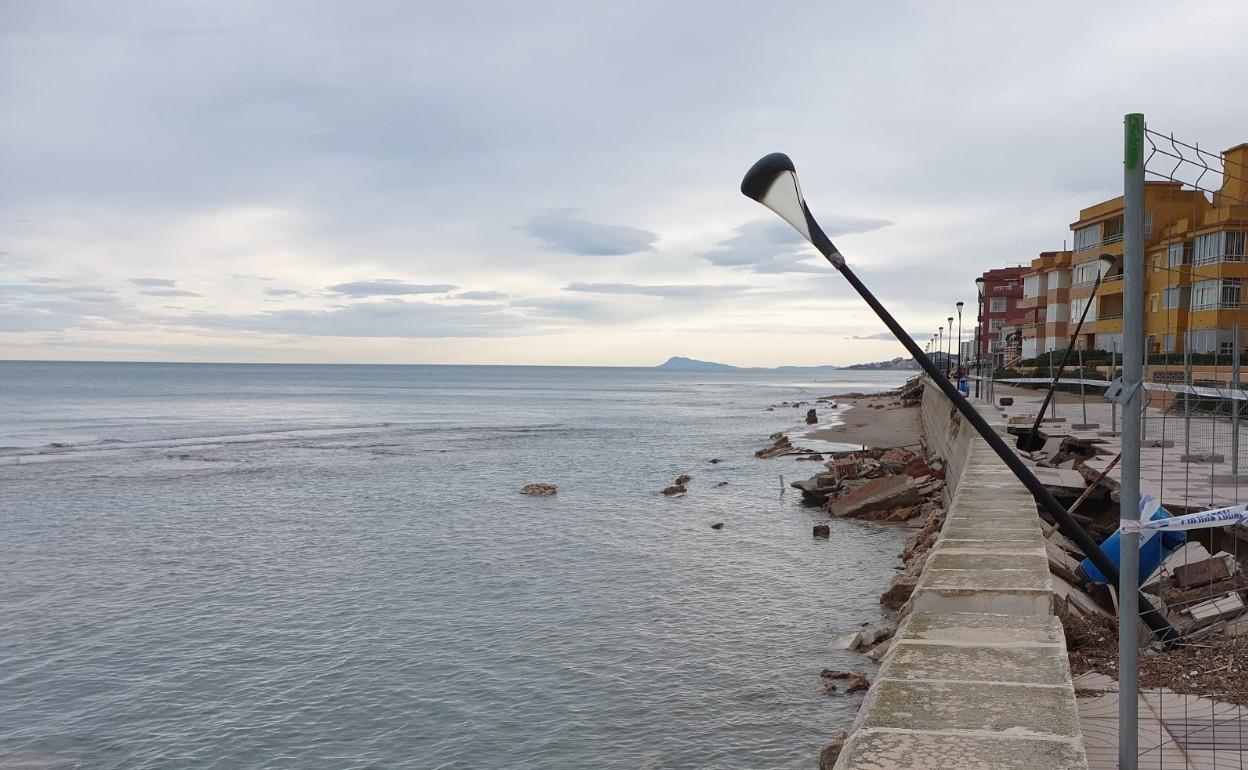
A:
[709,458,722,464]
[806,408,818,424]
[819,733,849,770]
[520,483,557,496]
[710,522,724,530]
[675,474,691,485]
[813,524,831,538]
[662,484,687,496]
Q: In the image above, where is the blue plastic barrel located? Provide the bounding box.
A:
[1080,496,1186,585]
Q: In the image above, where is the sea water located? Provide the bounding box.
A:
[0,362,911,770]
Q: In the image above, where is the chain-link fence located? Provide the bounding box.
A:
[976,115,1248,768]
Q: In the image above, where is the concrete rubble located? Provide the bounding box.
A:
[789,447,947,523]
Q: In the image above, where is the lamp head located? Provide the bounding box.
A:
[956,301,964,309]
[1098,253,1117,273]
[740,153,837,259]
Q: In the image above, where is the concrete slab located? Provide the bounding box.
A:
[924,552,1049,574]
[902,611,1065,645]
[834,729,1087,770]
[858,679,1081,736]
[882,641,1070,685]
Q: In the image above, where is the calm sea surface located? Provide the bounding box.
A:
[0,362,912,770]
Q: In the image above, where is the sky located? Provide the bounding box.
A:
[3,1,1247,367]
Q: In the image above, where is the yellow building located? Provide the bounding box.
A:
[1063,143,1248,357]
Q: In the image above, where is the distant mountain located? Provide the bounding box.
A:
[841,356,921,371]
[657,356,742,371]
[656,356,839,372]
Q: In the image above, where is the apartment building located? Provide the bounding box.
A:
[1063,143,1248,356]
[975,266,1027,365]
[1018,250,1073,359]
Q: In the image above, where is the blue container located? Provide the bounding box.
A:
[1080,499,1186,585]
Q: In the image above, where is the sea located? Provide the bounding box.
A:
[0,361,913,770]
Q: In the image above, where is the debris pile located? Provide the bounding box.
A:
[789,447,946,523]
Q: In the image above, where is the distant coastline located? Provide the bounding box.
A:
[656,355,918,372]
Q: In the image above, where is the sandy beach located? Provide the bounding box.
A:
[802,393,922,450]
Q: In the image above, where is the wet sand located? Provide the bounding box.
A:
[803,394,922,450]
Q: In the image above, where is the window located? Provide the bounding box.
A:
[989,318,1004,333]
[989,297,1006,313]
[1163,333,1175,353]
[1145,212,1153,237]
[1187,329,1238,354]
[1168,241,1193,267]
[1097,332,1123,352]
[1195,231,1247,265]
[1073,262,1102,286]
[1192,278,1242,310]
[1074,224,1102,251]
[1163,286,1189,309]
[1071,297,1097,322]
[1023,274,1042,298]
[1150,293,1159,313]
[1147,334,1159,353]
[1152,255,1161,273]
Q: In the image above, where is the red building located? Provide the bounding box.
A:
[976,266,1028,366]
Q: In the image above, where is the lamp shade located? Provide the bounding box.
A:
[740,153,835,257]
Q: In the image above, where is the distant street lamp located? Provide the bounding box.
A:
[956,301,965,391]
[946,316,955,376]
[975,277,986,398]
[937,327,943,371]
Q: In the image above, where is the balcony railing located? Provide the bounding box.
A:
[1099,313,1124,320]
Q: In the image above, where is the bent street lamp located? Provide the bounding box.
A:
[1016,253,1118,453]
[739,152,1176,641]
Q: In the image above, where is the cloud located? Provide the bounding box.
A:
[263,287,306,297]
[129,278,177,287]
[564,282,749,299]
[454,290,509,300]
[327,280,457,298]
[164,299,526,338]
[701,218,891,274]
[519,209,657,256]
[0,281,130,331]
[845,331,914,341]
[140,288,202,297]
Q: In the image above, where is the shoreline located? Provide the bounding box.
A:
[798,393,923,451]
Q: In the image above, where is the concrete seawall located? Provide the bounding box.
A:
[834,379,1089,769]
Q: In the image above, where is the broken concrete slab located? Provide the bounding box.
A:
[827,474,921,518]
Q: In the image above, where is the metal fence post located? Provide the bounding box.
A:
[1111,345,1119,433]
[1235,322,1241,477]
[1185,330,1192,459]
[1119,112,1145,770]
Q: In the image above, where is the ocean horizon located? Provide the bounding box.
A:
[1,361,911,769]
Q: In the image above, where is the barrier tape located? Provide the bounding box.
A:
[1120,502,1248,533]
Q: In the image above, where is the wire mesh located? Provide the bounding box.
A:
[975,120,1248,768]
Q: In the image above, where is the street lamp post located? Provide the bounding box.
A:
[946,316,954,376]
[737,151,1176,642]
[956,301,964,392]
[937,327,943,373]
[975,277,985,399]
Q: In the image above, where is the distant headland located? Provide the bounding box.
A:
[656,356,918,372]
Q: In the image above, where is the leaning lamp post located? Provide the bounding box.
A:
[956,301,964,386]
[738,152,1176,641]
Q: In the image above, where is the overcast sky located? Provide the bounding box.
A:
[3,1,1246,366]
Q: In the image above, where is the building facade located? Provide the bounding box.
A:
[1063,143,1248,356]
[975,266,1027,366]
[1018,250,1073,359]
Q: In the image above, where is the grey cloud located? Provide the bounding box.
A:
[129,278,177,287]
[511,296,640,324]
[520,209,657,256]
[564,282,749,299]
[263,287,306,297]
[0,281,131,331]
[163,299,527,338]
[454,290,509,300]
[700,220,827,274]
[139,288,203,297]
[327,280,457,297]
